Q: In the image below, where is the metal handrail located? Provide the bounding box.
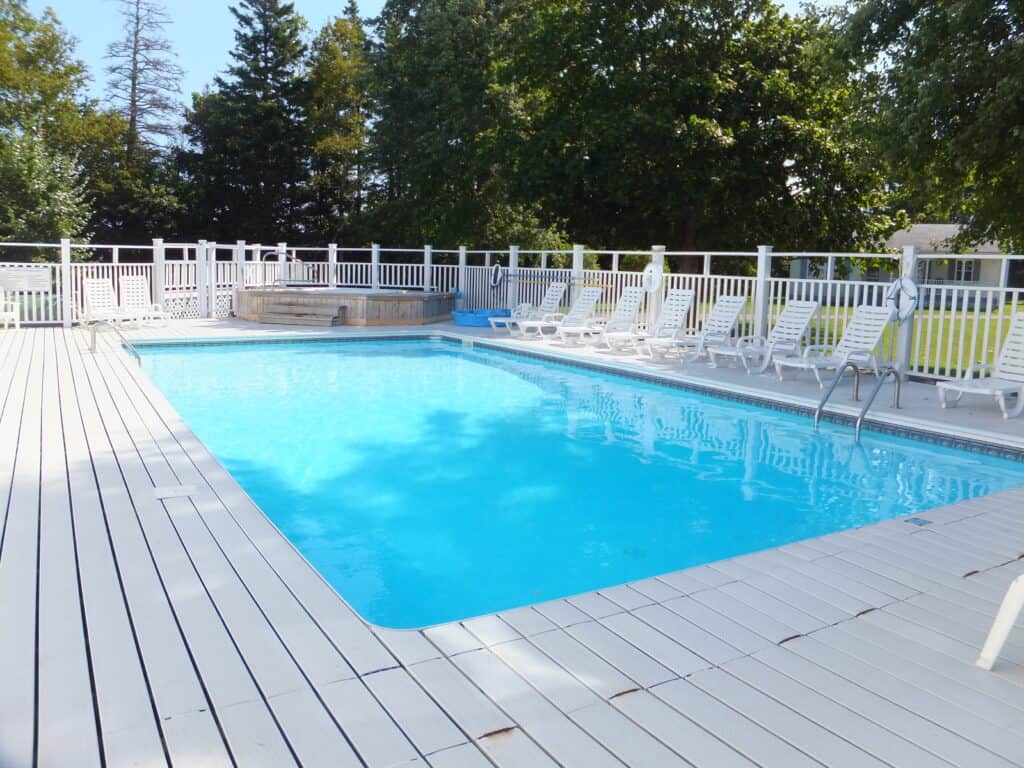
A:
[89,320,142,365]
[855,366,902,442]
[813,361,864,431]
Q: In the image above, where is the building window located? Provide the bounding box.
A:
[953,259,976,282]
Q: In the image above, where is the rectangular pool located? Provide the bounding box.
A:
[139,338,1024,628]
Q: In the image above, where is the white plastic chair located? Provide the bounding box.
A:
[773,304,893,387]
[936,313,1024,419]
[0,288,19,329]
[644,294,747,359]
[708,299,819,373]
[120,275,167,324]
[560,286,645,346]
[977,574,1024,670]
[517,287,603,339]
[604,288,695,353]
[82,278,132,324]
[490,281,567,334]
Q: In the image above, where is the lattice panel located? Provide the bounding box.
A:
[215,291,233,318]
[164,292,200,319]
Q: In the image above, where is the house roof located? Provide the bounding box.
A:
[885,223,1002,254]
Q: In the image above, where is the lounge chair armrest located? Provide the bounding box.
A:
[803,344,833,358]
[736,335,767,349]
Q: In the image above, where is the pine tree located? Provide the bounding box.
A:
[104,0,183,160]
[305,12,372,241]
[180,0,309,240]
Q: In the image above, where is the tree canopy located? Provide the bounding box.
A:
[0,0,1018,255]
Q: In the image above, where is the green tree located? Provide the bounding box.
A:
[0,0,92,249]
[488,0,887,265]
[179,0,309,241]
[0,130,90,251]
[843,0,1024,251]
[370,0,566,248]
[305,12,372,243]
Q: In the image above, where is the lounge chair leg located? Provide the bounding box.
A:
[977,575,1024,670]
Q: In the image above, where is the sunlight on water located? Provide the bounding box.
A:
[141,339,1024,627]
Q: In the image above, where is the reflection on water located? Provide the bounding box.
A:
[140,339,1024,627]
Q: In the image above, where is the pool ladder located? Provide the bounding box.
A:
[89,320,142,365]
[814,362,902,442]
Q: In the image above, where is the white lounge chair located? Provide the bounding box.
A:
[82,278,132,325]
[936,313,1024,419]
[0,288,19,330]
[644,294,747,359]
[517,287,603,339]
[708,299,819,374]
[603,288,695,353]
[489,281,567,334]
[120,275,167,324]
[774,304,893,387]
[560,286,645,346]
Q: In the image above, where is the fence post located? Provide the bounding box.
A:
[897,245,918,372]
[457,246,467,298]
[197,243,209,321]
[648,246,665,332]
[233,240,245,314]
[112,246,119,265]
[703,253,712,276]
[60,238,72,328]
[540,251,548,270]
[423,244,433,292]
[328,243,338,288]
[484,251,492,268]
[611,252,620,272]
[152,238,165,311]
[207,242,218,318]
[571,243,585,303]
[508,245,519,310]
[276,242,287,285]
[371,243,381,290]
[753,245,773,339]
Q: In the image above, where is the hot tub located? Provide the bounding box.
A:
[236,287,456,326]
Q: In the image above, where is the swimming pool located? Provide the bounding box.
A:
[139,338,1024,628]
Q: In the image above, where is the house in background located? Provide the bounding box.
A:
[787,223,1011,287]
[885,223,1006,286]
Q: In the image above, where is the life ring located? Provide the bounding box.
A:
[489,262,505,290]
[641,262,664,293]
[886,277,918,322]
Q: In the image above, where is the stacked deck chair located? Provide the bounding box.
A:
[773,304,893,387]
[644,294,747,360]
[516,286,603,339]
[603,288,695,354]
[489,281,567,334]
[559,286,646,346]
[708,299,819,374]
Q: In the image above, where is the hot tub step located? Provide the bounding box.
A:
[251,312,343,326]
[263,301,341,317]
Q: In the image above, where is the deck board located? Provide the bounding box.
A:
[0,324,1021,768]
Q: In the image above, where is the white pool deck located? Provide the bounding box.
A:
[2,319,1023,768]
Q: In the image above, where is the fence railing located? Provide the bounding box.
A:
[2,239,1022,381]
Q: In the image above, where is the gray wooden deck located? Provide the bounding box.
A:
[1,325,1023,768]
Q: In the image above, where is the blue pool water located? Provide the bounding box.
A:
[140,339,1024,628]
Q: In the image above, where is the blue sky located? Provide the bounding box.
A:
[30,0,819,103]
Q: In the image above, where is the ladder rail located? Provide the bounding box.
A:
[854,366,902,442]
[813,361,863,431]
